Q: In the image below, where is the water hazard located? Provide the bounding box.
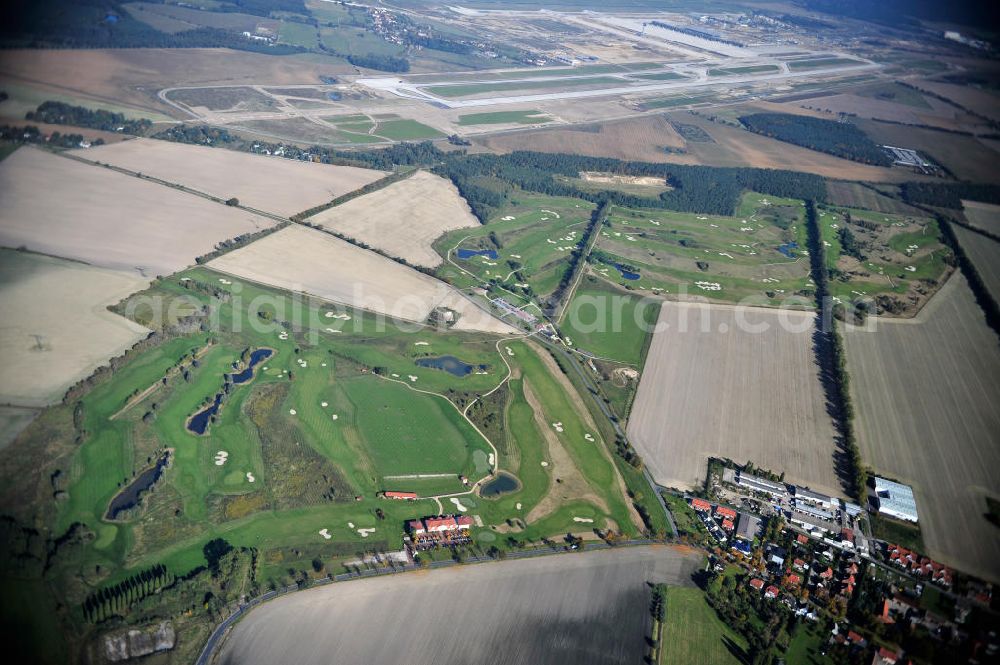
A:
[105,452,170,519]
[480,471,520,497]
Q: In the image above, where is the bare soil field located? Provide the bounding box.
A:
[217,546,702,665]
[953,225,1000,302]
[963,200,1000,235]
[208,225,514,333]
[913,80,1000,123]
[843,274,1000,582]
[772,94,983,133]
[0,249,151,407]
[855,119,1000,183]
[308,171,478,267]
[826,181,923,215]
[476,114,685,162]
[628,302,841,495]
[74,139,383,217]
[0,48,354,118]
[0,147,275,275]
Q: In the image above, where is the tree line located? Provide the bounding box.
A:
[804,201,867,501]
[82,564,175,623]
[900,181,1000,209]
[26,101,152,135]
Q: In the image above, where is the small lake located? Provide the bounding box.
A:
[777,241,799,258]
[106,452,169,520]
[187,393,223,435]
[415,355,485,377]
[457,248,499,260]
[614,264,640,280]
[480,471,520,497]
[231,348,273,385]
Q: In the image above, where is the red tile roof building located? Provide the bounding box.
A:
[407,515,473,550]
[886,544,954,587]
[764,585,779,599]
[384,491,418,500]
[722,518,735,531]
[715,505,737,520]
[691,498,711,513]
[749,578,765,591]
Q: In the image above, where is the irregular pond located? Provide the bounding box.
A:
[106,452,170,520]
[615,264,641,280]
[777,241,799,259]
[457,248,499,260]
[415,355,485,377]
[187,393,223,435]
[231,348,273,385]
[480,471,520,497]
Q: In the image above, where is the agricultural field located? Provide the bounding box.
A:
[217,546,703,665]
[124,3,279,35]
[826,181,923,216]
[951,226,1000,309]
[656,113,915,183]
[815,204,953,316]
[436,194,596,303]
[843,274,1000,582]
[660,587,747,665]
[308,171,479,268]
[0,250,150,407]
[0,146,275,275]
[208,224,514,334]
[476,114,686,162]
[628,302,840,495]
[963,200,1000,235]
[74,139,385,217]
[591,192,815,307]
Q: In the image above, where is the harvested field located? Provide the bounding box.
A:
[75,139,384,217]
[476,114,685,162]
[0,406,39,451]
[913,80,1000,123]
[0,147,275,275]
[0,250,150,407]
[309,171,478,267]
[952,225,1000,304]
[963,200,1000,235]
[826,181,923,215]
[0,48,355,119]
[208,225,514,333]
[218,546,702,665]
[628,302,840,495]
[659,114,918,183]
[843,274,1000,582]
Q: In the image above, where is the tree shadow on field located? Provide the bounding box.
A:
[811,326,853,498]
[722,635,751,664]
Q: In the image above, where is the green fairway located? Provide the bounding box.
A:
[591,192,814,306]
[660,587,747,665]
[562,277,658,366]
[372,119,444,140]
[436,194,595,304]
[457,110,552,126]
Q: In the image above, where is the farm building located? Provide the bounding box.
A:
[735,471,786,498]
[792,500,835,521]
[735,513,761,541]
[874,477,919,523]
[793,487,835,508]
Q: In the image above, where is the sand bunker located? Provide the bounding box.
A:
[246,472,255,483]
[319,528,332,540]
[572,517,594,523]
[357,528,375,538]
[449,497,468,512]
[214,451,229,466]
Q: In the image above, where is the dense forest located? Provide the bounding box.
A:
[739,112,893,166]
